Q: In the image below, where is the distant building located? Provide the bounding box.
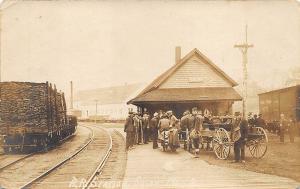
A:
[74,83,144,120]
[68,109,82,118]
[128,47,242,117]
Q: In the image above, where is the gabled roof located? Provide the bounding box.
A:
[134,48,238,100]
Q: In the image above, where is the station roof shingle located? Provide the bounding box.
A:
[128,87,242,105]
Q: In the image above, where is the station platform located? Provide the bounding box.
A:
[121,139,300,189]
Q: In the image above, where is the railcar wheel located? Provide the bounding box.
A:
[212,128,231,160]
[3,146,10,153]
[248,127,268,158]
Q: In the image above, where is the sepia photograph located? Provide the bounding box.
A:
[0,0,299,188]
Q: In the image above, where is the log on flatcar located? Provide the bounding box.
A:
[0,82,77,153]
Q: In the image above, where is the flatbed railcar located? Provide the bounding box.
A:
[258,85,300,135]
[0,82,77,153]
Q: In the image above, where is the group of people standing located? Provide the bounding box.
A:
[124,107,209,153]
[248,112,297,143]
[123,112,151,150]
[248,113,266,128]
[123,110,180,150]
[123,108,257,163]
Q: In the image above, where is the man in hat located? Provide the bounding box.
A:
[169,119,180,150]
[133,112,140,144]
[142,112,150,144]
[190,107,204,157]
[167,110,179,129]
[158,113,171,146]
[124,111,135,150]
[256,114,266,129]
[279,113,287,143]
[136,113,143,144]
[158,114,170,132]
[150,112,159,149]
[232,112,248,163]
[180,110,189,141]
[287,114,296,143]
[253,114,258,126]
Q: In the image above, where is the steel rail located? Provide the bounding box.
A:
[0,153,35,172]
[0,132,76,173]
[19,126,94,189]
[83,127,113,189]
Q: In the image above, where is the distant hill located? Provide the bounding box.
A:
[74,83,144,105]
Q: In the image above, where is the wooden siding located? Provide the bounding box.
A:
[159,55,232,89]
[259,87,298,122]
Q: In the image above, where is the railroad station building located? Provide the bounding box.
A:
[128,47,242,117]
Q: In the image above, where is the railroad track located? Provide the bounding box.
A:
[0,153,36,172]
[0,133,76,173]
[0,125,93,189]
[25,126,113,189]
[84,129,127,189]
[0,126,127,189]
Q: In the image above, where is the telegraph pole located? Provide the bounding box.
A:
[95,100,98,124]
[234,25,253,117]
[70,81,74,109]
[0,9,2,82]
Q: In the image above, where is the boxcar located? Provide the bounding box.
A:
[258,85,300,134]
[0,82,77,153]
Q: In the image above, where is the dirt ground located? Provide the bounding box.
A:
[199,133,300,182]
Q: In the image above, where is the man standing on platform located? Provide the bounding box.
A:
[287,115,296,143]
[168,110,179,130]
[138,113,144,144]
[232,112,248,163]
[180,110,189,142]
[279,114,287,143]
[190,107,204,157]
[142,112,150,144]
[133,113,140,144]
[124,111,134,150]
[150,112,159,149]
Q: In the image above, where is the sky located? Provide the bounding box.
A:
[1,0,300,97]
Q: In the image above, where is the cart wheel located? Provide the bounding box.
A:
[248,127,268,158]
[213,128,231,160]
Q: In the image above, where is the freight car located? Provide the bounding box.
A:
[258,85,300,135]
[0,82,77,153]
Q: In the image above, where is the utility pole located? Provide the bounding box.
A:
[70,81,74,110]
[95,100,98,124]
[234,25,253,117]
[0,9,2,82]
